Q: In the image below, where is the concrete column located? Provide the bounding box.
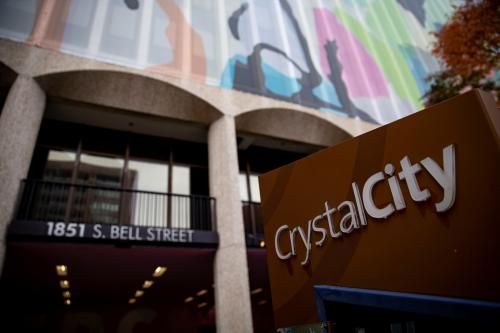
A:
[208,115,253,333]
[0,75,46,272]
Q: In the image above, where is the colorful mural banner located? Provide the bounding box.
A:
[0,0,460,124]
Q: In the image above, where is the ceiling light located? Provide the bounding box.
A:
[143,280,154,289]
[184,296,194,303]
[60,280,70,289]
[251,288,263,295]
[259,240,265,248]
[64,299,71,305]
[56,265,68,276]
[128,298,136,304]
[62,291,71,298]
[135,290,144,298]
[258,300,267,305]
[197,302,207,308]
[196,289,207,296]
[153,266,167,277]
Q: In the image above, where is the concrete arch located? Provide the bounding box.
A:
[34,69,223,125]
[235,108,352,148]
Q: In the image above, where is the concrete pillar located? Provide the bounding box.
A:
[208,115,253,333]
[0,75,46,273]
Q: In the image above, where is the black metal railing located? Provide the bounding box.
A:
[16,179,216,231]
[242,201,263,244]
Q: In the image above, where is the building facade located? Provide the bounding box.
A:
[0,1,457,332]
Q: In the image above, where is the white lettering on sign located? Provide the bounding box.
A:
[46,222,195,243]
[47,222,85,238]
[274,144,456,266]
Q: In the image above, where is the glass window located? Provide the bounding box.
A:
[249,174,261,203]
[172,165,190,195]
[56,0,97,52]
[0,0,37,41]
[171,165,190,229]
[126,159,168,192]
[78,153,124,187]
[125,160,169,228]
[239,173,261,202]
[239,173,249,201]
[71,153,125,224]
[29,120,216,228]
[191,1,220,81]
[99,0,142,59]
[43,150,77,183]
[148,0,173,66]
[35,150,77,222]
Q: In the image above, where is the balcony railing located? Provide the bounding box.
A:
[16,179,216,231]
[242,201,263,246]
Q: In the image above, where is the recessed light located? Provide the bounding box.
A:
[143,280,154,289]
[64,299,71,305]
[56,265,68,276]
[129,298,136,304]
[251,288,263,295]
[258,300,267,305]
[135,290,144,298]
[197,302,207,308]
[60,280,70,289]
[62,291,71,298]
[259,240,265,248]
[153,266,167,277]
[196,289,207,296]
[184,296,194,303]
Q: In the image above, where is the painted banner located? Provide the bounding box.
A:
[258,90,500,328]
[0,0,460,124]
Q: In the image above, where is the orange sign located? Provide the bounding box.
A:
[259,90,500,328]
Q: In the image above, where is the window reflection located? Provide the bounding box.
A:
[78,153,124,187]
[30,120,211,230]
[72,153,125,224]
[43,150,77,183]
[37,150,78,222]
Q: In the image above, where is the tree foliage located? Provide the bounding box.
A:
[424,0,499,106]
